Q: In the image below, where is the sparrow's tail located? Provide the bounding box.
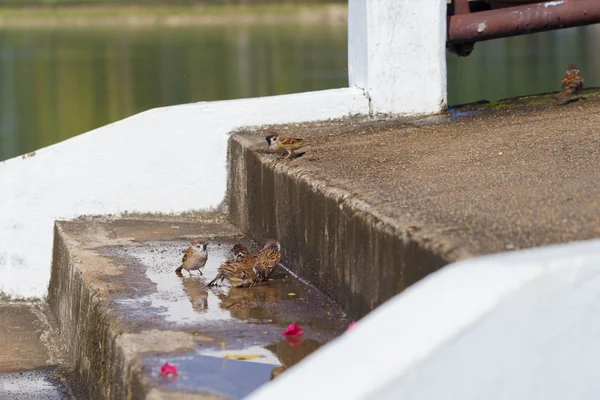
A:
[207,273,223,287]
[175,265,184,274]
[554,90,579,105]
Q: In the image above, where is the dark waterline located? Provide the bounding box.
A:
[1,23,599,161]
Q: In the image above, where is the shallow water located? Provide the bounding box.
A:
[111,238,349,397]
[1,23,599,161]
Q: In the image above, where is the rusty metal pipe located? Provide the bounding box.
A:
[448,0,600,44]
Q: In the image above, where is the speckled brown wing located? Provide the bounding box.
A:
[278,136,306,146]
[561,73,584,95]
[250,248,281,287]
[181,247,194,266]
[208,253,259,287]
[175,247,195,273]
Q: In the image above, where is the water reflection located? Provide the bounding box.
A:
[2,23,597,161]
[126,238,347,398]
[0,23,348,161]
[180,276,209,313]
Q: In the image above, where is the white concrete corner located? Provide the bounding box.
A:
[349,0,448,115]
[0,88,368,299]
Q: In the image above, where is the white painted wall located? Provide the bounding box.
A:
[0,88,367,299]
[247,239,600,400]
[348,0,448,115]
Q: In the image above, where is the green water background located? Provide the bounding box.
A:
[1,23,598,161]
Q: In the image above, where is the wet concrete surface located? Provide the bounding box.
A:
[50,217,351,399]
[0,369,72,400]
[112,238,348,398]
[0,304,77,399]
[228,89,600,317]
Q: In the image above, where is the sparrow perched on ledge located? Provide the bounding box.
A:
[265,132,313,160]
[556,64,584,104]
[208,240,281,288]
[175,237,208,276]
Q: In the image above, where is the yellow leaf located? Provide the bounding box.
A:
[225,353,265,361]
[288,293,296,296]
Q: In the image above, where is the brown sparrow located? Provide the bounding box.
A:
[230,243,250,261]
[175,237,208,276]
[207,252,259,288]
[556,64,584,104]
[265,132,313,160]
[207,240,281,288]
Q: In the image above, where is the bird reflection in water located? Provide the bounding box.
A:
[180,276,209,312]
[215,284,281,321]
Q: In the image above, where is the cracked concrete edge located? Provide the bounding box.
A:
[47,221,218,399]
[227,132,464,318]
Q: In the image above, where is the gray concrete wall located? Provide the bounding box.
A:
[47,223,138,400]
[227,133,447,318]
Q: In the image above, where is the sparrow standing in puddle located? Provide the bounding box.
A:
[265,132,312,160]
[208,240,281,288]
[556,64,584,104]
[175,237,208,276]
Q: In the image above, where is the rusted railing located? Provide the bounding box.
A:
[447,0,600,56]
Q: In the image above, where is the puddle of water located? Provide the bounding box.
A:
[112,239,350,397]
[117,242,241,323]
[144,338,326,399]
[145,353,275,399]
[449,109,482,119]
[115,240,349,333]
[0,370,70,400]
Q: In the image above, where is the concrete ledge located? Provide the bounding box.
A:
[227,95,600,318]
[227,129,449,319]
[48,216,350,399]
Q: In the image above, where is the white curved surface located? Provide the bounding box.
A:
[247,240,600,400]
[0,88,367,298]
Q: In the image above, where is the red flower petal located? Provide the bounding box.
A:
[160,362,178,377]
[346,322,357,331]
[285,335,304,348]
[282,323,304,337]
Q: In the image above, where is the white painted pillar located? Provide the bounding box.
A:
[348,0,448,116]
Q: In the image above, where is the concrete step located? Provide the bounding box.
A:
[48,214,351,399]
[0,303,80,399]
[227,91,600,318]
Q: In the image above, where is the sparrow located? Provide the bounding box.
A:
[556,64,584,104]
[230,243,250,262]
[265,132,313,160]
[175,237,208,276]
[207,239,281,288]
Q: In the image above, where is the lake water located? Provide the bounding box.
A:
[1,23,599,161]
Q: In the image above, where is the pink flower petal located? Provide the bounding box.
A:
[285,335,304,348]
[282,323,304,337]
[346,322,358,331]
[160,362,178,377]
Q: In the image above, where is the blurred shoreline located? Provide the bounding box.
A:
[0,4,348,28]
